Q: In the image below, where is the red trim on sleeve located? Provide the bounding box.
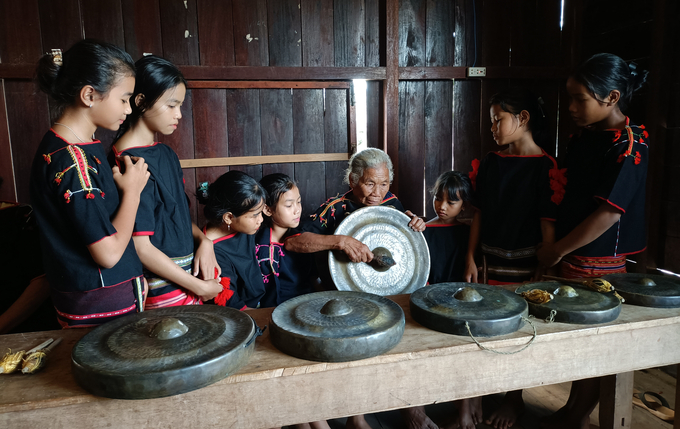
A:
[212,232,238,243]
[239,305,247,311]
[594,196,626,214]
[283,232,302,243]
[132,231,154,236]
[89,231,118,245]
[540,217,556,222]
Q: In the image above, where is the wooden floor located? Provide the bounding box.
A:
[319,367,676,429]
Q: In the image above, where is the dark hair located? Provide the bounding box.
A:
[35,39,135,120]
[197,171,267,226]
[571,53,648,112]
[260,173,297,208]
[489,88,549,147]
[116,55,187,139]
[430,171,473,203]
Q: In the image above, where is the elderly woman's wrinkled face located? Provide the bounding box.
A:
[351,165,391,206]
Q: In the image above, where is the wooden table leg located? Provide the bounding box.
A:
[674,364,679,429]
[599,372,634,429]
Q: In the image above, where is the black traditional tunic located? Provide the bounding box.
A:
[213,232,267,310]
[113,143,199,308]
[300,190,406,235]
[556,118,648,258]
[30,130,144,327]
[471,149,561,283]
[422,223,470,284]
[255,227,315,306]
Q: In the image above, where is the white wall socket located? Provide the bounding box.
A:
[467,67,486,77]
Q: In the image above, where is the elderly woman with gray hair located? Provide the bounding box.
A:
[286,148,425,263]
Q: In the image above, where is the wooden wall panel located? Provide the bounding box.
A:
[324,89,350,200]
[5,81,50,203]
[301,0,334,67]
[192,89,228,226]
[425,0,454,67]
[226,89,263,181]
[293,90,326,217]
[453,0,477,67]
[122,0,162,60]
[38,0,82,54]
[334,0,366,67]
[365,81,383,149]
[398,81,425,215]
[159,0,200,66]
[481,0,510,67]
[160,90,197,223]
[0,0,42,64]
[260,90,294,178]
[267,0,302,67]
[81,0,124,46]
[452,80,481,174]
[398,0,426,67]
[197,0,235,66]
[365,0,384,67]
[232,0,269,66]
[424,81,453,220]
[0,83,15,201]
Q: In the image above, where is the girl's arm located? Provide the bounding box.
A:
[537,203,622,267]
[464,211,481,283]
[191,223,219,279]
[88,156,149,268]
[132,235,223,301]
[0,275,51,335]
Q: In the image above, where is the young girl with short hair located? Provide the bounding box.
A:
[423,170,473,284]
[255,173,315,306]
[537,53,649,429]
[30,39,150,327]
[462,88,563,429]
[199,171,267,310]
[113,55,221,308]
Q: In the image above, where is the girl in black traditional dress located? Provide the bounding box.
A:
[461,88,564,429]
[537,53,649,429]
[113,55,221,309]
[199,171,267,310]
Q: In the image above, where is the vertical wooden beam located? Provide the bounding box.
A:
[385,0,399,192]
[599,372,634,429]
[0,82,15,202]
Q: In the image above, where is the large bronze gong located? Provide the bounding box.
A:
[516,281,621,324]
[330,206,430,295]
[602,273,680,308]
[410,283,528,337]
[72,305,259,399]
[270,291,405,362]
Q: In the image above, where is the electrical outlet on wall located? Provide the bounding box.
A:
[467,67,486,77]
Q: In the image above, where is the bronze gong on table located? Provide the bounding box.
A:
[515,281,621,324]
[330,206,430,295]
[602,273,680,308]
[72,305,260,399]
[270,291,405,362]
[410,283,528,337]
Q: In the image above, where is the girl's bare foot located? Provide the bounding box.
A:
[486,390,524,429]
[400,406,439,429]
[449,398,481,429]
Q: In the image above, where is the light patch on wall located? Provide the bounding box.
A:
[353,79,368,153]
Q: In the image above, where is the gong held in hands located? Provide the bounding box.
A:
[71,306,261,399]
[330,206,430,295]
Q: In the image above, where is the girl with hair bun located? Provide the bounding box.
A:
[538,53,649,429]
[113,55,221,308]
[461,88,562,429]
[199,171,267,310]
[30,39,150,327]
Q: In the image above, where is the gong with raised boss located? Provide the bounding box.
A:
[516,281,621,324]
[602,273,680,308]
[270,290,405,362]
[410,283,528,337]
[330,206,430,295]
[71,305,260,399]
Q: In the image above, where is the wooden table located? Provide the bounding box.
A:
[1,295,679,429]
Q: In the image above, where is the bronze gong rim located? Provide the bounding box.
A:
[410,283,528,337]
[516,281,621,324]
[270,290,405,362]
[602,273,680,308]
[71,305,257,399]
[329,205,430,296]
